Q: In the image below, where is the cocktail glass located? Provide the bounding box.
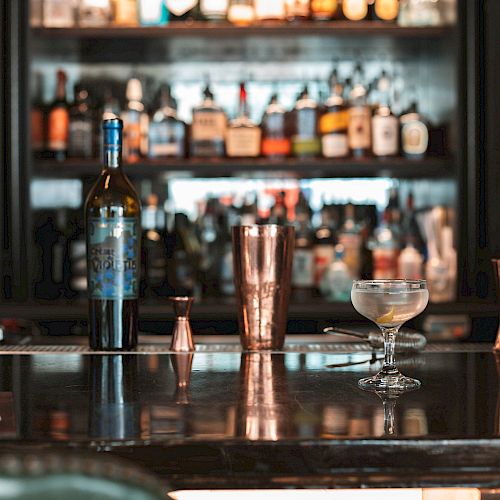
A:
[351,279,429,392]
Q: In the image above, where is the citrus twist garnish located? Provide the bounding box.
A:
[375,306,394,324]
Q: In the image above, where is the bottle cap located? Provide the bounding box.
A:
[103,117,123,130]
[126,78,143,101]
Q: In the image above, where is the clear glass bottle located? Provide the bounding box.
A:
[320,70,349,158]
[261,94,291,159]
[320,244,352,302]
[200,0,229,20]
[138,0,169,25]
[313,204,336,288]
[291,86,321,158]
[348,64,372,158]
[190,84,227,158]
[68,84,94,158]
[371,71,399,157]
[227,0,255,25]
[43,0,76,27]
[148,84,186,159]
[226,82,261,158]
[254,0,286,21]
[338,203,362,279]
[78,0,113,27]
[371,208,399,280]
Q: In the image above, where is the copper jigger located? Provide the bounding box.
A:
[491,259,500,351]
[169,296,195,352]
[232,225,295,351]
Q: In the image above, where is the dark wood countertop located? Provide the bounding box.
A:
[0,341,499,489]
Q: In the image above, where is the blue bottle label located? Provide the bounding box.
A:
[87,217,139,300]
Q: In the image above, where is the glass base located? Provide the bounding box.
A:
[358,371,421,393]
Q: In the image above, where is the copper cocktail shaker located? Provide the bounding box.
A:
[232,225,295,350]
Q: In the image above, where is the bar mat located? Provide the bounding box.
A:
[0,342,492,354]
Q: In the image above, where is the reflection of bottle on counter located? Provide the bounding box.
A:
[402,407,428,436]
[322,405,349,438]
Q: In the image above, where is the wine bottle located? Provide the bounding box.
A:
[85,118,141,351]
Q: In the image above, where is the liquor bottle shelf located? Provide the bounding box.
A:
[0,299,496,322]
[31,22,455,39]
[33,157,453,179]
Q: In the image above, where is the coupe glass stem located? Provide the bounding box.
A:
[381,326,400,375]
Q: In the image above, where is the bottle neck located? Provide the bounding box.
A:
[103,127,122,169]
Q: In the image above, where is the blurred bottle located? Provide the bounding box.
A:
[342,0,368,20]
[191,84,227,158]
[320,244,352,302]
[66,211,87,298]
[348,64,371,158]
[31,72,45,157]
[398,243,423,279]
[227,0,255,24]
[200,0,229,20]
[313,203,336,288]
[261,94,291,159]
[372,0,399,21]
[43,0,76,27]
[338,203,362,279]
[292,198,315,298]
[30,0,43,27]
[114,0,139,25]
[371,207,400,280]
[285,0,310,21]
[47,69,69,161]
[165,0,200,20]
[226,82,261,158]
[142,194,169,297]
[400,101,429,160]
[269,191,288,226]
[254,0,286,21]
[311,0,339,20]
[291,86,321,158]
[371,71,398,157]
[122,78,148,162]
[68,84,94,158]
[320,70,349,158]
[240,193,258,226]
[138,0,169,25]
[148,84,186,159]
[78,0,113,26]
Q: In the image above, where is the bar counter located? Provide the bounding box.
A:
[0,336,499,490]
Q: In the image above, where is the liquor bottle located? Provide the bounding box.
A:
[142,194,168,297]
[292,204,315,298]
[269,191,288,225]
[348,64,371,158]
[165,0,200,20]
[240,193,258,225]
[138,0,169,25]
[338,204,362,279]
[400,101,428,160]
[342,0,368,20]
[190,84,227,158]
[285,0,310,21]
[47,69,69,162]
[30,0,43,27]
[371,208,399,280]
[68,84,94,158]
[43,0,76,27]
[397,243,423,280]
[31,72,45,157]
[320,71,349,158]
[227,0,255,25]
[320,244,351,302]
[373,0,399,21]
[310,0,338,20]
[371,72,398,157]
[148,84,186,159]
[261,94,291,159]
[114,0,139,25]
[200,0,229,20]
[291,86,321,158]
[254,0,286,21]
[85,118,141,350]
[78,0,113,27]
[313,206,336,288]
[122,78,148,162]
[172,213,199,296]
[226,82,261,158]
